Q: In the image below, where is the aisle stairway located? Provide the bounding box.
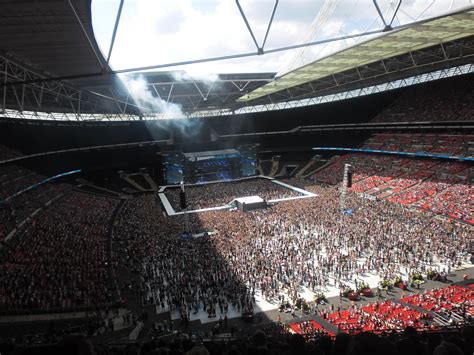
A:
[268,156,281,177]
[258,161,271,176]
[144,173,158,191]
[302,156,334,179]
[296,155,321,178]
[76,179,128,198]
[275,164,298,177]
[123,176,148,192]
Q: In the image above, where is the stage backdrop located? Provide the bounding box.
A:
[163,146,257,184]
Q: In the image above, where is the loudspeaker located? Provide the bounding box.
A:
[179,190,187,209]
[347,172,352,188]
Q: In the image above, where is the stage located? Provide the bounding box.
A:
[157,176,317,216]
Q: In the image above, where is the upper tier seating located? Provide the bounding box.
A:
[372,74,474,122]
[0,144,22,162]
[363,134,474,157]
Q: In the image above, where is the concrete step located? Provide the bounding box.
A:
[144,174,159,191]
[123,176,148,192]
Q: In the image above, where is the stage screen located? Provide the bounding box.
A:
[163,152,185,185]
[237,145,257,177]
[192,158,232,183]
[184,149,240,184]
[164,147,257,185]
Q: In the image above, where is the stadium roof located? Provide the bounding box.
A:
[0,0,139,115]
[136,71,275,114]
[237,7,474,104]
[0,2,473,120]
[0,0,103,78]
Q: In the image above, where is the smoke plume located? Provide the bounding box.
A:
[119,74,184,119]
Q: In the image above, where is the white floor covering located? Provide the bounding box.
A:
[153,261,474,324]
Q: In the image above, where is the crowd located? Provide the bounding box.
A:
[165,178,301,211]
[401,285,474,319]
[286,284,473,335]
[0,144,22,162]
[1,182,73,240]
[371,73,474,122]
[196,186,471,302]
[289,320,333,338]
[2,324,473,355]
[0,162,72,241]
[310,153,473,223]
[114,195,255,322]
[111,178,472,331]
[0,191,119,311]
[325,302,429,334]
[363,134,474,157]
[0,146,471,331]
[417,183,474,224]
[0,166,45,201]
[0,71,473,355]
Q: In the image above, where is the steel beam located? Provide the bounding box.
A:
[106,0,125,66]
[167,83,174,103]
[148,78,272,85]
[67,0,105,70]
[0,55,147,115]
[2,60,7,113]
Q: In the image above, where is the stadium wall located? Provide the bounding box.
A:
[0,89,398,154]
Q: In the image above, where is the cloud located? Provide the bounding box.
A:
[94,0,318,74]
[92,0,472,75]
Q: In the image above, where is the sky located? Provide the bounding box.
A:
[91,0,473,77]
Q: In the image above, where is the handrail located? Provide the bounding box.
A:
[311,147,474,161]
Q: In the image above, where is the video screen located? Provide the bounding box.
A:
[164,147,258,185]
[163,152,185,185]
[237,145,257,177]
[193,158,233,183]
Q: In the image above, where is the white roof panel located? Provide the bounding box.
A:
[238,8,474,102]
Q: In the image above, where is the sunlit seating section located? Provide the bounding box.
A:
[401,286,474,316]
[362,134,474,157]
[325,301,427,334]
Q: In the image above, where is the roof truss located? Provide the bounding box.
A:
[238,8,474,103]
